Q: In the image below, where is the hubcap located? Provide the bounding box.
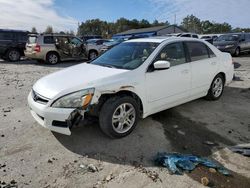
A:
[212,77,223,98]
[112,103,136,134]
[9,50,19,61]
[49,54,58,64]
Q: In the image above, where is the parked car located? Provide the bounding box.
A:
[213,33,250,56]
[86,39,110,60]
[0,29,29,61]
[100,38,126,53]
[81,35,102,42]
[25,34,87,64]
[200,35,218,44]
[178,33,199,38]
[28,37,234,138]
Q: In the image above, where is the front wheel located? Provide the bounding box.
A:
[205,74,225,100]
[99,96,139,138]
[7,49,21,62]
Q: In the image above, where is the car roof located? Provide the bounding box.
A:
[126,36,203,44]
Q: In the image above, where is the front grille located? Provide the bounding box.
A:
[32,90,49,105]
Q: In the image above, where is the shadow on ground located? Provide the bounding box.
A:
[0,58,86,68]
[53,87,250,167]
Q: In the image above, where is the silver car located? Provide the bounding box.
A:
[25,34,87,64]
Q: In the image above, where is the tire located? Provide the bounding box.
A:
[99,96,140,138]
[46,52,59,64]
[7,49,21,62]
[205,74,225,101]
[234,47,240,57]
[88,51,98,60]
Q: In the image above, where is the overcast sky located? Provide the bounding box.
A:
[0,0,249,32]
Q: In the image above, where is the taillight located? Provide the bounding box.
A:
[34,44,41,52]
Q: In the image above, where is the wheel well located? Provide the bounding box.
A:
[46,51,60,60]
[217,72,226,83]
[89,49,98,56]
[4,47,24,56]
[89,90,144,118]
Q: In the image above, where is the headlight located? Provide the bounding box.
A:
[51,88,95,108]
[225,44,234,48]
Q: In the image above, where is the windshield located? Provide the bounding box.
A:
[92,42,159,70]
[217,35,239,42]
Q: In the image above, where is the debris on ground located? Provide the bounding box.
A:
[177,130,186,136]
[201,177,209,186]
[155,152,229,175]
[229,146,250,157]
[203,141,217,146]
[79,163,98,173]
[0,180,18,188]
[136,166,162,182]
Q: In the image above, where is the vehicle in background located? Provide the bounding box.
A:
[213,33,250,56]
[25,34,87,64]
[81,35,102,42]
[200,35,218,44]
[0,29,29,61]
[28,37,234,138]
[100,38,126,53]
[86,39,111,60]
[178,33,199,38]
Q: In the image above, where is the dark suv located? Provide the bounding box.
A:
[0,29,29,61]
[213,33,250,56]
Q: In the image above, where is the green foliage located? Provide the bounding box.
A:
[31,27,37,33]
[77,18,168,38]
[44,26,53,34]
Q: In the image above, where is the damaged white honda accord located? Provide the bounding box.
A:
[28,37,234,138]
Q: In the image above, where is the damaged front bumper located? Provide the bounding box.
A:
[28,92,85,135]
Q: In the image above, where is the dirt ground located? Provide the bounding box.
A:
[0,55,250,188]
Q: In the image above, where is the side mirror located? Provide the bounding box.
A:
[153,60,170,70]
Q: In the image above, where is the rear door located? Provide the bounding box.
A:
[185,41,218,96]
[0,32,13,55]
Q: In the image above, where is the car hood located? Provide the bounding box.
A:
[213,41,236,46]
[33,63,128,99]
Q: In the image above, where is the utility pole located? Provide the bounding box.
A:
[174,14,176,33]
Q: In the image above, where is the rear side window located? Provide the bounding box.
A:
[44,36,55,44]
[155,42,186,67]
[207,47,216,58]
[192,35,198,38]
[186,42,209,62]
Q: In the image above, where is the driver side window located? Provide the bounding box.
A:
[155,42,186,67]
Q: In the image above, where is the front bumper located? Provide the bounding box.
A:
[28,92,79,135]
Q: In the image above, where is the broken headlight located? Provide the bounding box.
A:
[51,88,95,109]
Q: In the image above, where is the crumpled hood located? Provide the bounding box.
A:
[33,63,128,99]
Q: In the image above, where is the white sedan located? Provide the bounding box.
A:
[28,37,234,138]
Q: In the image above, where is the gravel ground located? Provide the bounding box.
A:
[0,56,250,188]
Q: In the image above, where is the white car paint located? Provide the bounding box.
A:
[28,37,234,135]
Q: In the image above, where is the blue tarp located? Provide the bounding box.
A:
[155,152,229,175]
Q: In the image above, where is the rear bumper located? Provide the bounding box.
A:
[25,51,45,60]
[28,92,77,135]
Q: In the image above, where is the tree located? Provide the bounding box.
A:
[181,15,202,33]
[31,27,37,33]
[44,26,53,34]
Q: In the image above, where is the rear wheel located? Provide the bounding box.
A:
[7,49,21,62]
[99,96,139,138]
[205,74,225,100]
[46,52,59,64]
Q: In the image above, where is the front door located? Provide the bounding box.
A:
[69,37,86,58]
[145,42,191,113]
[55,36,71,59]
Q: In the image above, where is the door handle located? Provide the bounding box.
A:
[181,69,189,74]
